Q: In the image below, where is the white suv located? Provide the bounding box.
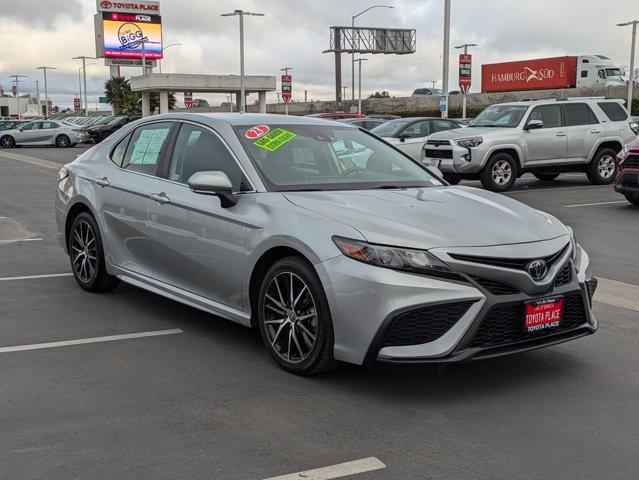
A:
[423,98,638,191]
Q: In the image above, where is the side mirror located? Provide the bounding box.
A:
[524,119,544,130]
[187,171,237,208]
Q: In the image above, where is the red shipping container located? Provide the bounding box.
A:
[481,56,577,93]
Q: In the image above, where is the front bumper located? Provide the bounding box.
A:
[316,241,596,366]
[614,169,639,195]
[421,142,488,174]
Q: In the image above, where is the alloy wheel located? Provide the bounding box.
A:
[491,159,512,185]
[597,155,615,179]
[1,136,14,148]
[263,272,318,363]
[70,219,98,283]
[57,136,70,148]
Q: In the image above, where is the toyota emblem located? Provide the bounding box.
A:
[527,259,547,280]
[100,0,112,8]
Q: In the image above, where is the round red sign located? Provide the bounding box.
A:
[245,125,270,140]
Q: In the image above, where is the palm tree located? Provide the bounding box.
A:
[105,76,176,115]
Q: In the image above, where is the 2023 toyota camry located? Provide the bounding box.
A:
[56,113,598,375]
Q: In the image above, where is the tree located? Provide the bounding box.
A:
[368,91,390,99]
[104,76,176,115]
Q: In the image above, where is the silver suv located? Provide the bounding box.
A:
[423,98,638,191]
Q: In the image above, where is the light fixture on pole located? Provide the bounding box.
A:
[36,66,56,118]
[441,0,451,117]
[353,58,368,114]
[73,56,96,117]
[618,20,638,113]
[352,5,393,102]
[221,9,265,114]
[159,43,182,74]
[454,43,477,119]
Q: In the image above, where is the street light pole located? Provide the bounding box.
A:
[441,0,451,117]
[618,20,638,113]
[221,9,265,114]
[73,56,95,117]
[36,66,56,118]
[454,42,478,119]
[354,58,368,114]
[352,5,393,102]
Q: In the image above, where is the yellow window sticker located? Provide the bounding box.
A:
[253,128,296,152]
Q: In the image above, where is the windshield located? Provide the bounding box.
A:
[370,119,411,137]
[234,124,442,192]
[470,105,529,127]
[605,68,622,77]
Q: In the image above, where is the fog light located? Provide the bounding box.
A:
[462,154,471,161]
[586,276,598,304]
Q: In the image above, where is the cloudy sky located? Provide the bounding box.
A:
[0,0,637,109]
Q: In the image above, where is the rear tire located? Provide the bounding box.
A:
[586,148,617,185]
[1,135,15,148]
[443,173,461,185]
[68,212,119,292]
[258,256,337,375]
[625,194,639,206]
[480,153,518,192]
[56,135,71,148]
[534,173,560,182]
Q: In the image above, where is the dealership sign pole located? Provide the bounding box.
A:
[455,43,477,119]
[281,67,292,115]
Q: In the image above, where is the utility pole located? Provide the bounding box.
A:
[9,75,27,97]
[454,43,478,119]
[618,20,638,113]
[441,0,451,117]
[35,80,40,104]
[354,58,368,114]
[221,9,266,114]
[36,66,56,118]
[73,56,95,117]
[352,5,393,102]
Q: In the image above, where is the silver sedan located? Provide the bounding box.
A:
[55,113,598,375]
[1,120,86,148]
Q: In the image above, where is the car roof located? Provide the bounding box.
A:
[492,97,625,107]
[136,112,353,128]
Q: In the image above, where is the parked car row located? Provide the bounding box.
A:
[62,115,140,143]
[0,119,88,148]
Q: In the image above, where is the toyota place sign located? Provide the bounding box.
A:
[97,0,161,14]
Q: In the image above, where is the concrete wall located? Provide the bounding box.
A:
[178,85,637,117]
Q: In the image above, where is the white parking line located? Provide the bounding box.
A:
[262,457,386,480]
[564,200,628,208]
[0,272,72,282]
[0,329,183,354]
[0,151,61,170]
[0,237,42,244]
[504,185,611,194]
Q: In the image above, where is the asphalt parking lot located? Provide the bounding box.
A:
[1,145,638,479]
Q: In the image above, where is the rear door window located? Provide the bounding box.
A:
[110,133,132,168]
[122,122,172,175]
[564,103,599,126]
[597,102,629,121]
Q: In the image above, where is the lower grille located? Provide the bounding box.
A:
[423,148,453,159]
[554,263,572,287]
[470,276,520,295]
[384,301,474,347]
[470,292,587,348]
[622,155,639,168]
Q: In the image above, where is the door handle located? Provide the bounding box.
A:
[95,177,110,188]
[590,129,602,134]
[150,192,170,204]
[556,132,567,137]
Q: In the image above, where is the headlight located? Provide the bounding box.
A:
[621,143,629,156]
[454,137,483,148]
[333,236,463,280]
[566,226,581,271]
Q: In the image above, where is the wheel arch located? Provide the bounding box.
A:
[589,139,622,162]
[486,147,523,172]
[64,198,98,248]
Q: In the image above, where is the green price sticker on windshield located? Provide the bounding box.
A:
[253,128,296,152]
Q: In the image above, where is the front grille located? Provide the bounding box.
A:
[450,244,569,272]
[423,148,453,159]
[622,155,639,168]
[427,140,451,146]
[383,301,474,347]
[469,276,520,295]
[554,262,572,287]
[470,292,586,348]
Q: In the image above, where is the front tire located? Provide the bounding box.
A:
[56,135,71,148]
[68,212,119,292]
[480,153,518,192]
[587,148,617,185]
[534,173,560,182]
[625,193,639,206]
[258,257,337,375]
[1,135,15,148]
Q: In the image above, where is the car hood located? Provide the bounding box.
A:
[428,126,509,140]
[284,186,568,249]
